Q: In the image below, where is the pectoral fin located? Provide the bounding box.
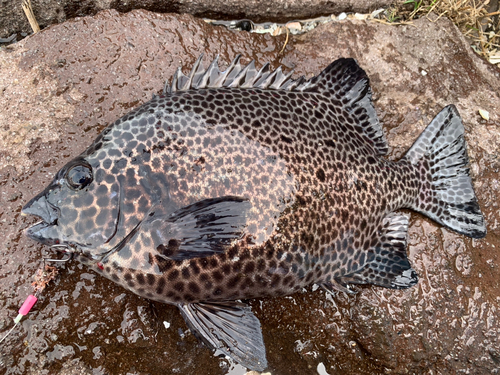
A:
[143,196,252,261]
[178,301,267,371]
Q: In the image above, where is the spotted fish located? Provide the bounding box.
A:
[22,55,487,371]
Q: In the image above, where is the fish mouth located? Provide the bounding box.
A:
[24,219,61,246]
[25,220,85,253]
[25,221,56,246]
[22,194,61,246]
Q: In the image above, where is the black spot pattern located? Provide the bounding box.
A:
[23,58,485,309]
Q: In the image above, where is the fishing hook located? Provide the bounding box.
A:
[43,251,73,265]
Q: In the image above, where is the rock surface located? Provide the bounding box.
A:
[0,9,499,375]
[0,0,394,39]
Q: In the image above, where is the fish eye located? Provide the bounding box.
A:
[66,164,93,190]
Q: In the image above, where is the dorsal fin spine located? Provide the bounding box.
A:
[163,54,310,94]
[255,68,278,89]
[244,62,270,88]
[170,67,181,93]
[281,75,304,91]
[204,55,220,87]
[228,60,253,88]
[222,54,242,86]
[184,54,204,90]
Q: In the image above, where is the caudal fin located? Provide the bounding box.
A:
[405,105,486,238]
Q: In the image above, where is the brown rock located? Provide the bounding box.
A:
[0,0,394,39]
[0,9,499,375]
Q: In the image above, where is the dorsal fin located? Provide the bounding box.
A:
[302,58,388,155]
[163,56,388,155]
[163,53,305,94]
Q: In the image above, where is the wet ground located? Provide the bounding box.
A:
[1,9,500,375]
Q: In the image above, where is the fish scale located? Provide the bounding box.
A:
[22,55,486,371]
[92,86,409,299]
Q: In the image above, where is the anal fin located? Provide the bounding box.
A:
[178,301,267,371]
[338,213,418,289]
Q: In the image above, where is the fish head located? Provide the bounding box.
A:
[22,155,120,259]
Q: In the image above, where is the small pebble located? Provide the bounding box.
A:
[286,22,301,31]
[478,109,489,120]
[354,13,368,20]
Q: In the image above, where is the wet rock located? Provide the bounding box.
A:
[0,9,499,375]
[0,0,395,39]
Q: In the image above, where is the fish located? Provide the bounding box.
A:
[22,55,487,371]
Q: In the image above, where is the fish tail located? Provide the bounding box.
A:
[404,105,486,238]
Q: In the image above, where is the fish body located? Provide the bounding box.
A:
[22,56,486,370]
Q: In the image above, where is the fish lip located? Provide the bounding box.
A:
[24,213,56,228]
[22,194,60,226]
[25,220,57,245]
